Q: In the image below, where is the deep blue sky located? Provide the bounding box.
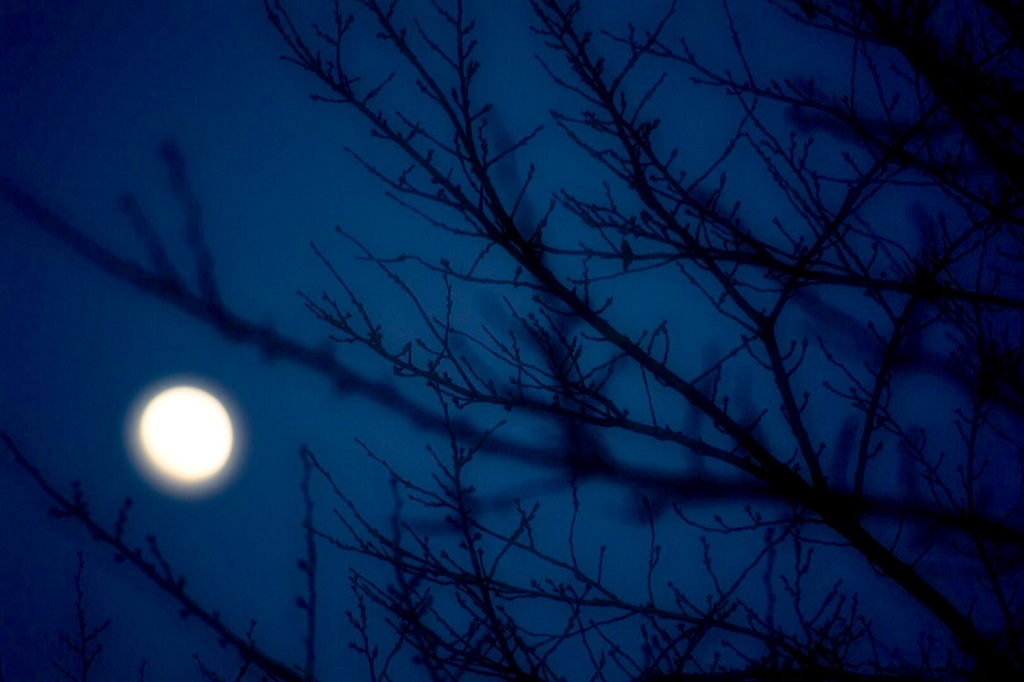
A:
[0,2,408,676]
[0,1,1006,679]
[0,3,346,676]
[0,2,685,677]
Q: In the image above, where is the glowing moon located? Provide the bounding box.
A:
[127,381,242,497]
[139,386,233,481]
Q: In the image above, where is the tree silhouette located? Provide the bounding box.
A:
[2,0,1022,679]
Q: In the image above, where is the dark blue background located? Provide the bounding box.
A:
[1,2,986,679]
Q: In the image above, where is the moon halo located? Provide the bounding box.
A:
[126,379,243,498]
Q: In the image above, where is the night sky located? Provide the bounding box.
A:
[1,1,1019,680]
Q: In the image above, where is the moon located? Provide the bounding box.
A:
[127,381,241,497]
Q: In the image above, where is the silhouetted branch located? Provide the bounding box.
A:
[4,0,1023,678]
[0,432,308,682]
[52,552,110,682]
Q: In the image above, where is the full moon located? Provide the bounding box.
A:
[128,382,241,497]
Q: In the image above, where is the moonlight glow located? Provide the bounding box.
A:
[127,381,242,497]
